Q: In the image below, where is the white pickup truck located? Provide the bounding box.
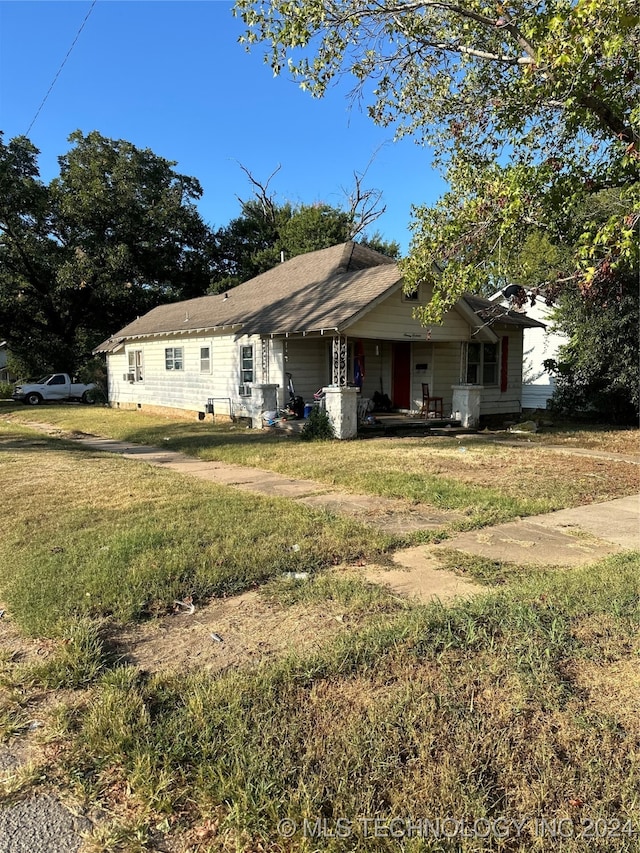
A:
[12,373,97,406]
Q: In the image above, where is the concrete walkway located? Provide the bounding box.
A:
[71,434,640,605]
[73,436,463,535]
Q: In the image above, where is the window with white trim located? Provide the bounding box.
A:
[240,345,254,383]
[127,349,143,382]
[200,345,211,373]
[165,347,184,371]
[467,342,498,385]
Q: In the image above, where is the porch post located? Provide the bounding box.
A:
[331,335,348,386]
[451,384,483,428]
[249,384,279,428]
[323,386,358,440]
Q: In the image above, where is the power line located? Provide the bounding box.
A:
[24,0,97,137]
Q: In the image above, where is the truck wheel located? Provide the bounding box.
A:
[81,390,95,405]
[25,392,42,406]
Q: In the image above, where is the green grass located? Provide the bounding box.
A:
[3,405,637,525]
[0,422,399,635]
[52,551,640,852]
[261,571,411,616]
[0,411,639,850]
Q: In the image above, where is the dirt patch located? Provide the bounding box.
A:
[109,589,355,676]
[421,445,639,503]
[0,612,49,669]
[365,550,484,603]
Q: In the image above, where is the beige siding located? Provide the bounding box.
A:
[278,338,332,403]
[479,328,524,415]
[347,287,470,341]
[430,342,464,415]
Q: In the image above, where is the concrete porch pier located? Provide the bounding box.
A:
[451,384,483,429]
[323,386,358,440]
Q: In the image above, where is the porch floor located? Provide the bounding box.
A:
[358,414,473,438]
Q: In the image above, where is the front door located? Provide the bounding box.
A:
[392,342,411,409]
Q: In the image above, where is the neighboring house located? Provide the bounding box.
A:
[0,341,15,383]
[95,242,545,427]
[490,288,567,410]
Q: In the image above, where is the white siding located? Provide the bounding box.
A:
[493,299,566,410]
[104,308,532,422]
[521,322,562,409]
[107,332,262,416]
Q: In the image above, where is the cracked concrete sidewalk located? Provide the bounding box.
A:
[72,435,639,605]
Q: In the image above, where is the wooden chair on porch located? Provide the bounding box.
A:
[420,383,444,419]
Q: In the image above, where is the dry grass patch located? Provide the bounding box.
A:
[3,408,637,520]
[0,422,398,636]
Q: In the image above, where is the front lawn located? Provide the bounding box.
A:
[0,409,638,851]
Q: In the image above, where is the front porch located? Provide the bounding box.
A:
[357,412,468,438]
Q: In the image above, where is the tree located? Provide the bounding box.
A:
[234,0,639,320]
[0,131,216,375]
[209,164,399,292]
[508,191,639,423]
[545,271,639,423]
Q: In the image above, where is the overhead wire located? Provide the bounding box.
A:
[24,0,97,136]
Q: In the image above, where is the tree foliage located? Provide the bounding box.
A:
[210,166,400,292]
[511,192,640,423]
[545,272,639,423]
[0,131,216,374]
[235,0,640,320]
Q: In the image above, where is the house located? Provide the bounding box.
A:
[95,243,545,436]
[0,341,15,383]
[490,288,567,410]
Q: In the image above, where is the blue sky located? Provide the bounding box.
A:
[0,0,447,253]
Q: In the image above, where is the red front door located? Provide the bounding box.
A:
[392,342,411,409]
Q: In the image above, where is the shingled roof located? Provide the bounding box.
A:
[461,294,547,329]
[95,243,546,353]
[95,242,401,352]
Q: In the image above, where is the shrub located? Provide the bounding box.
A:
[300,405,335,441]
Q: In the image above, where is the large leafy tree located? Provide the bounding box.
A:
[0,131,216,375]
[234,0,639,321]
[545,273,639,423]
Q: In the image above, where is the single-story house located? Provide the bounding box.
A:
[490,287,566,410]
[95,242,545,435]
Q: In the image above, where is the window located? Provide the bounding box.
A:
[467,342,498,385]
[240,345,254,383]
[49,374,66,385]
[165,347,183,371]
[128,350,143,382]
[200,346,211,373]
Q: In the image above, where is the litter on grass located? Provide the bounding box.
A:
[174,598,195,615]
